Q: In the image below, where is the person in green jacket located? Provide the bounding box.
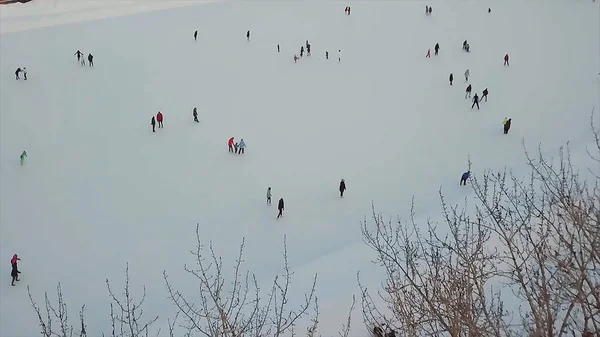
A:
[20,151,27,165]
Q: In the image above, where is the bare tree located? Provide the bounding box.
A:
[28,283,85,337]
[164,224,318,337]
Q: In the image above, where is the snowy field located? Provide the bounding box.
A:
[1,0,599,336]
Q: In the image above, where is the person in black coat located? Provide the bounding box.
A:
[87,53,94,67]
[482,88,489,102]
[15,68,21,80]
[449,73,454,85]
[193,107,199,123]
[246,30,250,41]
[465,84,472,98]
[277,198,284,218]
[460,171,470,185]
[339,179,347,197]
[194,30,198,41]
[503,118,512,134]
[471,94,480,109]
[11,255,21,286]
[434,43,440,55]
[151,116,156,132]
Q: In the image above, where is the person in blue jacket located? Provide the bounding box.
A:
[460,171,470,185]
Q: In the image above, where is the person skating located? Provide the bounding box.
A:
[228,137,235,152]
[339,179,346,197]
[15,68,21,80]
[246,30,250,41]
[482,88,489,102]
[464,69,470,82]
[266,187,272,205]
[88,53,94,67]
[238,139,246,154]
[11,254,21,286]
[471,93,480,109]
[22,67,27,80]
[20,150,27,165]
[465,84,472,98]
[75,50,83,63]
[193,107,199,123]
[460,171,470,186]
[434,43,440,56]
[504,54,509,66]
[277,198,284,219]
[503,118,512,134]
[449,73,454,85]
[151,116,156,132]
[194,30,198,41]
[156,111,164,128]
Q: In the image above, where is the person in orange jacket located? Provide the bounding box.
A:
[156,111,164,128]
[228,137,235,152]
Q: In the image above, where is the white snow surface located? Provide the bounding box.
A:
[1,0,599,336]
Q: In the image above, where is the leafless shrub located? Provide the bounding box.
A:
[28,283,85,337]
[164,224,319,337]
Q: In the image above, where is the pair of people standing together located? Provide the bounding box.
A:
[266,187,285,219]
[228,137,247,154]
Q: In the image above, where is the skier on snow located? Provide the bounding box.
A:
[193,108,199,123]
[471,93,480,109]
[503,118,512,134]
[277,198,285,218]
[156,111,164,128]
[339,179,346,197]
[266,187,272,205]
[20,150,27,165]
[11,254,21,286]
[465,84,472,99]
[460,171,470,186]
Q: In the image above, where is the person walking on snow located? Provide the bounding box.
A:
[20,151,27,165]
[482,88,489,102]
[277,44,280,52]
[339,179,346,197]
[11,254,21,286]
[503,118,512,134]
[277,198,285,219]
[425,49,431,58]
[504,54,509,66]
[326,51,329,60]
[307,43,311,56]
[234,142,239,154]
[465,84,472,99]
[238,139,246,154]
[460,171,470,186]
[471,93,480,109]
[151,116,156,132]
[294,54,299,63]
[194,30,198,41]
[300,46,304,58]
[449,73,454,85]
[246,30,250,41]
[266,187,272,205]
[22,67,27,80]
[15,68,21,80]
[434,43,440,56]
[228,137,235,152]
[88,53,94,67]
[156,111,164,128]
[193,108,199,123]
[338,49,342,62]
[464,69,470,82]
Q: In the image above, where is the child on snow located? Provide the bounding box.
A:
[234,142,239,154]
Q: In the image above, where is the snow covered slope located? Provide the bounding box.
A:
[1,1,598,336]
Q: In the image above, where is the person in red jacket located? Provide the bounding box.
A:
[504,54,509,66]
[11,254,21,286]
[228,137,235,153]
[156,111,164,128]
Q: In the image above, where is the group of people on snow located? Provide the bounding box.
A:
[150,111,164,132]
[344,6,351,15]
[228,137,247,154]
[14,67,27,80]
[425,5,433,15]
[74,50,94,67]
[266,187,286,219]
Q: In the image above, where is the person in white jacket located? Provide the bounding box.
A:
[464,69,470,82]
[238,139,246,154]
[266,187,272,205]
